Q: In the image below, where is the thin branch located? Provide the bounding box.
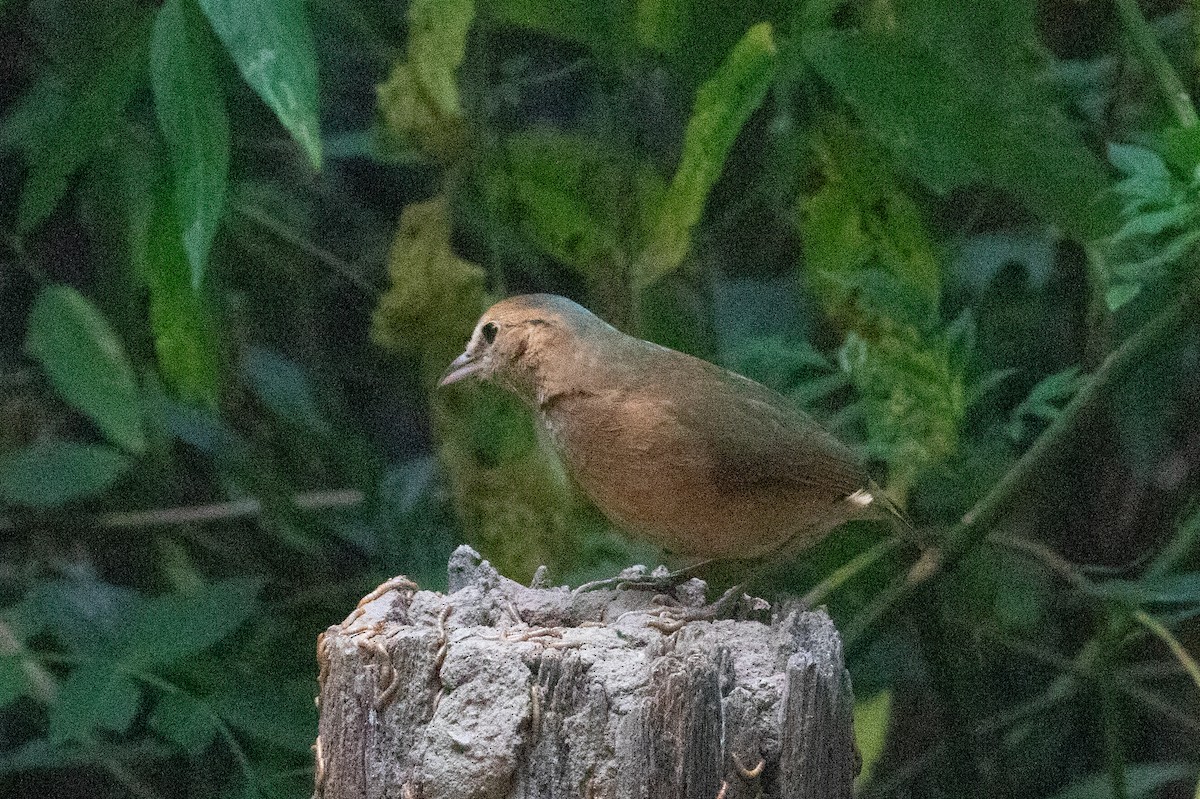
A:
[800,535,901,608]
[0,488,364,532]
[1114,0,1199,128]
[236,203,380,299]
[845,299,1187,646]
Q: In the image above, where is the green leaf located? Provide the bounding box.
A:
[151,0,231,288]
[481,0,636,60]
[212,676,317,754]
[637,22,777,287]
[198,0,321,169]
[1105,283,1142,312]
[26,285,145,452]
[1047,763,1196,799]
[116,578,263,669]
[494,131,664,272]
[0,656,26,710]
[48,662,141,744]
[241,348,328,434]
[853,690,891,789]
[120,138,222,409]
[149,692,218,752]
[0,441,131,508]
[1107,143,1170,182]
[1089,573,1200,606]
[803,10,1115,240]
[376,0,474,161]
[1005,366,1082,441]
[11,17,150,233]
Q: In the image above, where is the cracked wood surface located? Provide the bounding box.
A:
[314,546,857,799]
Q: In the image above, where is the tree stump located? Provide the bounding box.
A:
[314,546,858,799]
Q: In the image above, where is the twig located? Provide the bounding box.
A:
[845,300,1187,646]
[236,203,379,298]
[0,488,364,531]
[1113,0,1199,128]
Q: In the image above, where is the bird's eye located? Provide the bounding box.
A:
[480,321,498,344]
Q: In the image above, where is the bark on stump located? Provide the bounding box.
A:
[314,546,858,799]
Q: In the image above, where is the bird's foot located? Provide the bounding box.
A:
[572,564,697,596]
[645,584,769,633]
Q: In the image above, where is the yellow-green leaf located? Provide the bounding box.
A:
[636,22,777,288]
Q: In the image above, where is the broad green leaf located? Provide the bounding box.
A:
[26,285,145,452]
[48,662,141,743]
[151,0,231,288]
[149,692,218,752]
[0,657,25,710]
[1105,283,1142,312]
[117,578,262,669]
[11,16,150,233]
[241,348,328,434]
[0,442,130,508]
[802,11,1115,241]
[853,690,891,789]
[198,0,321,169]
[119,131,221,409]
[376,0,474,161]
[636,22,777,287]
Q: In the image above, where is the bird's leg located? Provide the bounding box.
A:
[571,559,716,596]
[645,584,763,633]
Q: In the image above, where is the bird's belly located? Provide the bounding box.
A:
[546,414,829,559]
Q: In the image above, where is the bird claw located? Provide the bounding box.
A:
[572,564,691,596]
[645,585,755,633]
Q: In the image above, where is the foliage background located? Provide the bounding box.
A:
[1,0,1199,796]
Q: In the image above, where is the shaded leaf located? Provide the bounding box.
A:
[151,0,231,288]
[241,348,328,435]
[0,441,130,508]
[0,656,25,710]
[803,11,1114,240]
[11,16,150,232]
[1004,366,1081,441]
[637,22,777,287]
[149,692,218,752]
[48,662,141,744]
[115,578,263,669]
[1047,763,1195,799]
[1107,142,1170,183]
[198,0,321,169]
[26,285,145,452]
[481,0,636,60]
[1088,573,1200,606]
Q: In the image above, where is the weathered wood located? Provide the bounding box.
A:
[314,546,857,799]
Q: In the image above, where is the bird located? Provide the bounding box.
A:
[439,293,909,564]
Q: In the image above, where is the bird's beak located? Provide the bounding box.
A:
[438,351,485,387]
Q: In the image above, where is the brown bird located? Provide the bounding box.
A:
[439,294,907,563]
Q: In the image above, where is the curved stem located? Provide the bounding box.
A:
[1114,0,1199,128]
[846,299,1188,646]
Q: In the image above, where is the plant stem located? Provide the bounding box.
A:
[1114,0,1200,128]
[845,299,1187,646]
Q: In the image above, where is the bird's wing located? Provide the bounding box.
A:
[630,346,868,500]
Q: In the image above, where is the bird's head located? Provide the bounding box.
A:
[439,294,609,401]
